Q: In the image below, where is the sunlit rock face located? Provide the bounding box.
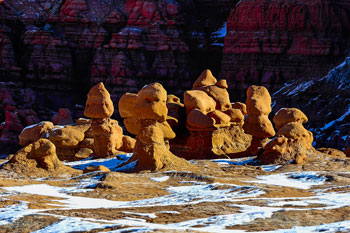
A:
[221,0,350,99]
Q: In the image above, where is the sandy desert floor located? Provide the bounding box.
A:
[1,153,350,233]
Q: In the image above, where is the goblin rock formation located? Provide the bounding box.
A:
[170,69,251,159]
[84,82,134,158]
[221,0,350,99]
[119,82,196,172]
[243,85,275,156]
[258,108,315,164]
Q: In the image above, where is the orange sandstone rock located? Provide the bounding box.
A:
[83,165,110,174]
[259,108,315,164]
[273,108,308,130]
[84,82,114,119]
[232,102,247,116]
[119,83,196,172]
[19,121,54,146]
[187,109,215,130]
[195,85,232,111]
[1,139,78,177]
[90,118,123,158]
[193,69,217,88]
[317,148,347,158]
[134,83,168,123]
[224,109,244,125]
[243,85,275,155]
[184,90,216,114]
[208,110,231,126]
[118,92,138,118]
[119,136,136,153]
[49,125,85,148]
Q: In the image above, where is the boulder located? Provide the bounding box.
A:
[184,90,216,114]
[83,165,110,174]
[1,139,78,177]
[119,135,136,153]
[232,102,247,115]
[49,126,85,148]
[187,109,214,130]
[19,121,54,146]
[193,69,217,88]
[118,93,138,118]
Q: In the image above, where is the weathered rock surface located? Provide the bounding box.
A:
[272,57,350,151]
[119,82,196,172]
[170,70,252,159]
[259,108,315,164]
[1,139,79,177]
[221,0,350,99]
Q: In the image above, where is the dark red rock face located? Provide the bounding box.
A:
[221,0,350,99]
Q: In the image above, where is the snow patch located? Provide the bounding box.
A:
[150,176,169,182]
[248,172,326,189]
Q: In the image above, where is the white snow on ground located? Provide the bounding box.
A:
[247,172,326,189]
[63,154,133,171]
[262,220,350,233]
[123,212,157,219]
[0,202,40,225]
[2,182,263,210]
[150,176,169,182]
[32,216,118,233]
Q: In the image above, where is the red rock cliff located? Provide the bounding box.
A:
[221,0,350,99]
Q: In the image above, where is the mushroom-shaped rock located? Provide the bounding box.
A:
[52,108,74,125]
[1,139,78,177]
[184,90,216,114]
[243,85,275,155]
[134,83,168,123]
[193,69,217,88]
[119,83,197,172]
[259,122,315,165]
[19,121,54,146]
[84,82,114,119]
[273,108,308,130]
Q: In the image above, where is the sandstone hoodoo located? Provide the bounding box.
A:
[1,139,79,177]
[258,108,315,164]
[84,82,134,158]
[119,83,196,172]
[243,85,275,156]
[170,69,251,159]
